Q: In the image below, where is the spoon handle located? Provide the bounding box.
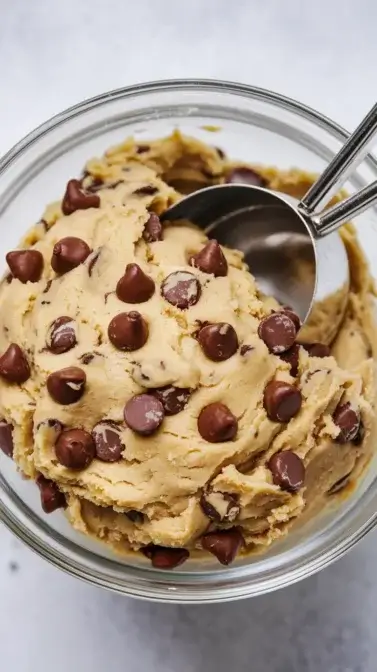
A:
[309,179,377,236]
[299,103,377,216]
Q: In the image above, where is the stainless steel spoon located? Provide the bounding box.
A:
[162,104,377,344]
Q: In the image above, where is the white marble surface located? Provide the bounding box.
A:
[1,1,377,670]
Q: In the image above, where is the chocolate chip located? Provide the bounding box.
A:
[124,394,164,436]
[55,428,95,469]
[141,545,189,569]
[0,344,30,383]
[108,311,148,351]
[198,403,238,443]
[126,510,144,524]
[190,240,228,277]
[88,249,101,276]
[46,316,77,354]
[281,309,301,333]
[47,367,86,405]
[143,213,163,243]
[6,250,44,283]
[263,380,302,422]
[92,420,125,462]
[200,490,240,523]
[225,167,267,187]
[333,402,360,443]
[51,237,91,274]
[258,312,296,354]
[116,264,155,304]
[0,420,14,457]
[268,450,305,492]
[134,185,158,196]
[279,343,300,377]
[197,323,238,362]
[152,386,191,415]
[201,528,244,565]
[43,279,53,294]
[36,474,66,513]
[161,271,201,309]
[62,179,100,216]
[136,144,150,154]
[301,342,331,358]
[240,344,254,357]
[352,421,365,446]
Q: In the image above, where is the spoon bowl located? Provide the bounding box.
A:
[162,103,377,344]
[162,184,349,343]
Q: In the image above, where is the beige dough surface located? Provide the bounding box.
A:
[0,131,376,565]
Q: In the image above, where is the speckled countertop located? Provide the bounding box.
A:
[1,2,377,670]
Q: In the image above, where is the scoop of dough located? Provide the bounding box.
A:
[0,132,375,568]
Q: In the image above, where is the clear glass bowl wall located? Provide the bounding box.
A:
[1,80,377,603]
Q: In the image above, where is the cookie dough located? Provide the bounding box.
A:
[0,131,376,569]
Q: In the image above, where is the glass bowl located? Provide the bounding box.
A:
[1,79,377,603]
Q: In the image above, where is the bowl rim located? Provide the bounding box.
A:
[1,78,377,603]
[2,78,377,176]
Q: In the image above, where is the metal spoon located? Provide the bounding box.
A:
[162,104,377,344]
